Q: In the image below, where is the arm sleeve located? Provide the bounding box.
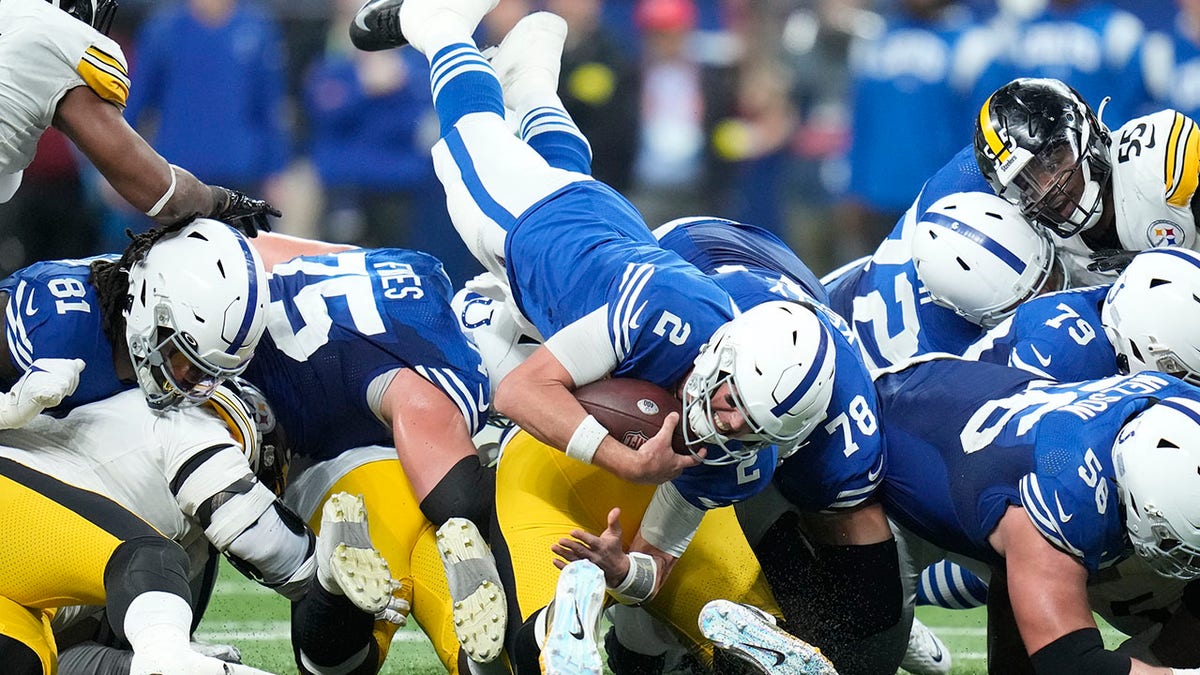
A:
[638,482,705,557]
[543,306,619,387]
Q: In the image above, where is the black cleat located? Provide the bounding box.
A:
[349,0,407,51]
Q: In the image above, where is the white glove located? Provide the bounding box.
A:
[375,592,411,627]
[190,639,243,663]
[0,358,85,429]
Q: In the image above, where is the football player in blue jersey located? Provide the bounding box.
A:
[876,356,1200,675]
[654,216,906,674]
[353,0,835,485]
[0,218,268,426]
[231,245,508,672]
[966,246,1200,385]
[343,4,843,672]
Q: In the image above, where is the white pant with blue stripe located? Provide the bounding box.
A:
[431,112,592,280]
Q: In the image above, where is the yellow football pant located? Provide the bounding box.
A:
[0,457,166,674]
[494,432,779,664]
[308,459,464,673]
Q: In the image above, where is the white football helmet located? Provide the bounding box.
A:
[125,219,269,410]
[912,191,1066,328]
[1101,247,1200,384]
[682,301,836,464]
[1112,397,1200,580]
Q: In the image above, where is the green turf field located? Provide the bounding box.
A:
[199,562,1127,674]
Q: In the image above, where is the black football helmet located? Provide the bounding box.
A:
[974,78,1112,238]
[48,0,118,35]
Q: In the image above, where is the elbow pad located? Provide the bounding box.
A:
[1030,628,1131,675]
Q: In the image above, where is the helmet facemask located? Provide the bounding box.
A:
[1125,501,1200,580]
[682,335,769,466]
[1008,124,1112,238]
[682,304,835,464]
[53,0,119,34]
[128,302,248,411]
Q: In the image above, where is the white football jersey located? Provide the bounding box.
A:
[0,388,270,563]
[1109,110,1200,252]
[0,0,130,190]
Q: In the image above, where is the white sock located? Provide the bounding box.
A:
[124,591,193,656]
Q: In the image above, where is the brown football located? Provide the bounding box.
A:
[574,378,689,454]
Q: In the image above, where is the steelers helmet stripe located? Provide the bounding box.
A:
[1165,113,1200,208]
[978,95,1010,163]
[205,386,258,466]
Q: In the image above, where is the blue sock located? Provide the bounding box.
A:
[429,43,504,136]
[518,106,592,174]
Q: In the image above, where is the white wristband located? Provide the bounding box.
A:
[609,552,657,605]
[1172,669,1200,674]
[566,414,608,464]
[144,164,178,217]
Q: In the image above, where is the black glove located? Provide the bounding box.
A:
[1086,248,1139,273]
[210,186,281,237]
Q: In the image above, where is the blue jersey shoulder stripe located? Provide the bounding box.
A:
[6,281,34,368]
[1019,473,1084,558]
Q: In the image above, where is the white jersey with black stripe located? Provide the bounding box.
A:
[0,0,130,183]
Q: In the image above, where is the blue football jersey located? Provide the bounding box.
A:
[655,217,829,307]
[825,146,989,370]
[965,286,1117,382]
[671,444,777,510]
[876,358,1190,573]
[243,249,489,462]
[657,217,885,512]
[505,181,735,389]
[0,256,127,410]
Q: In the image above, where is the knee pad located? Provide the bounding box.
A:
[419,456,495,529]
[103,537,192,642]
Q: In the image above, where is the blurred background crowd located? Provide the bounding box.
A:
[0,0,1184,285]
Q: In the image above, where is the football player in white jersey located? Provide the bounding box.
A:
[0,0,278,230]
[976,78,1200,270]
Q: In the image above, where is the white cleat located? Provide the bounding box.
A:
[397,0,500,55]
[318,492,395,614]
[489,11,568,110]
[540,560,605,675]
[699,600,839,675]
[900,617,952,675]
[437,517,507,663]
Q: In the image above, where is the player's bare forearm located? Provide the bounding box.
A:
[53,87,211,224]
[251,232,359,269]
[382,369,476,501]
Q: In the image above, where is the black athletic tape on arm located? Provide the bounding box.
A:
[196,475,256,528]
[103,537,193,643]
[1030,628,1131,675]
[419,456,495,527]
[168,444,234,495]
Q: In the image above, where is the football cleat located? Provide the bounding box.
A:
[317,492,395,614]
[488,11,567,110]
[349,0,406,51]
[541,560,606,675]
[901,618,952,675]
[699,600,839,675]
[437,518,507,663]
